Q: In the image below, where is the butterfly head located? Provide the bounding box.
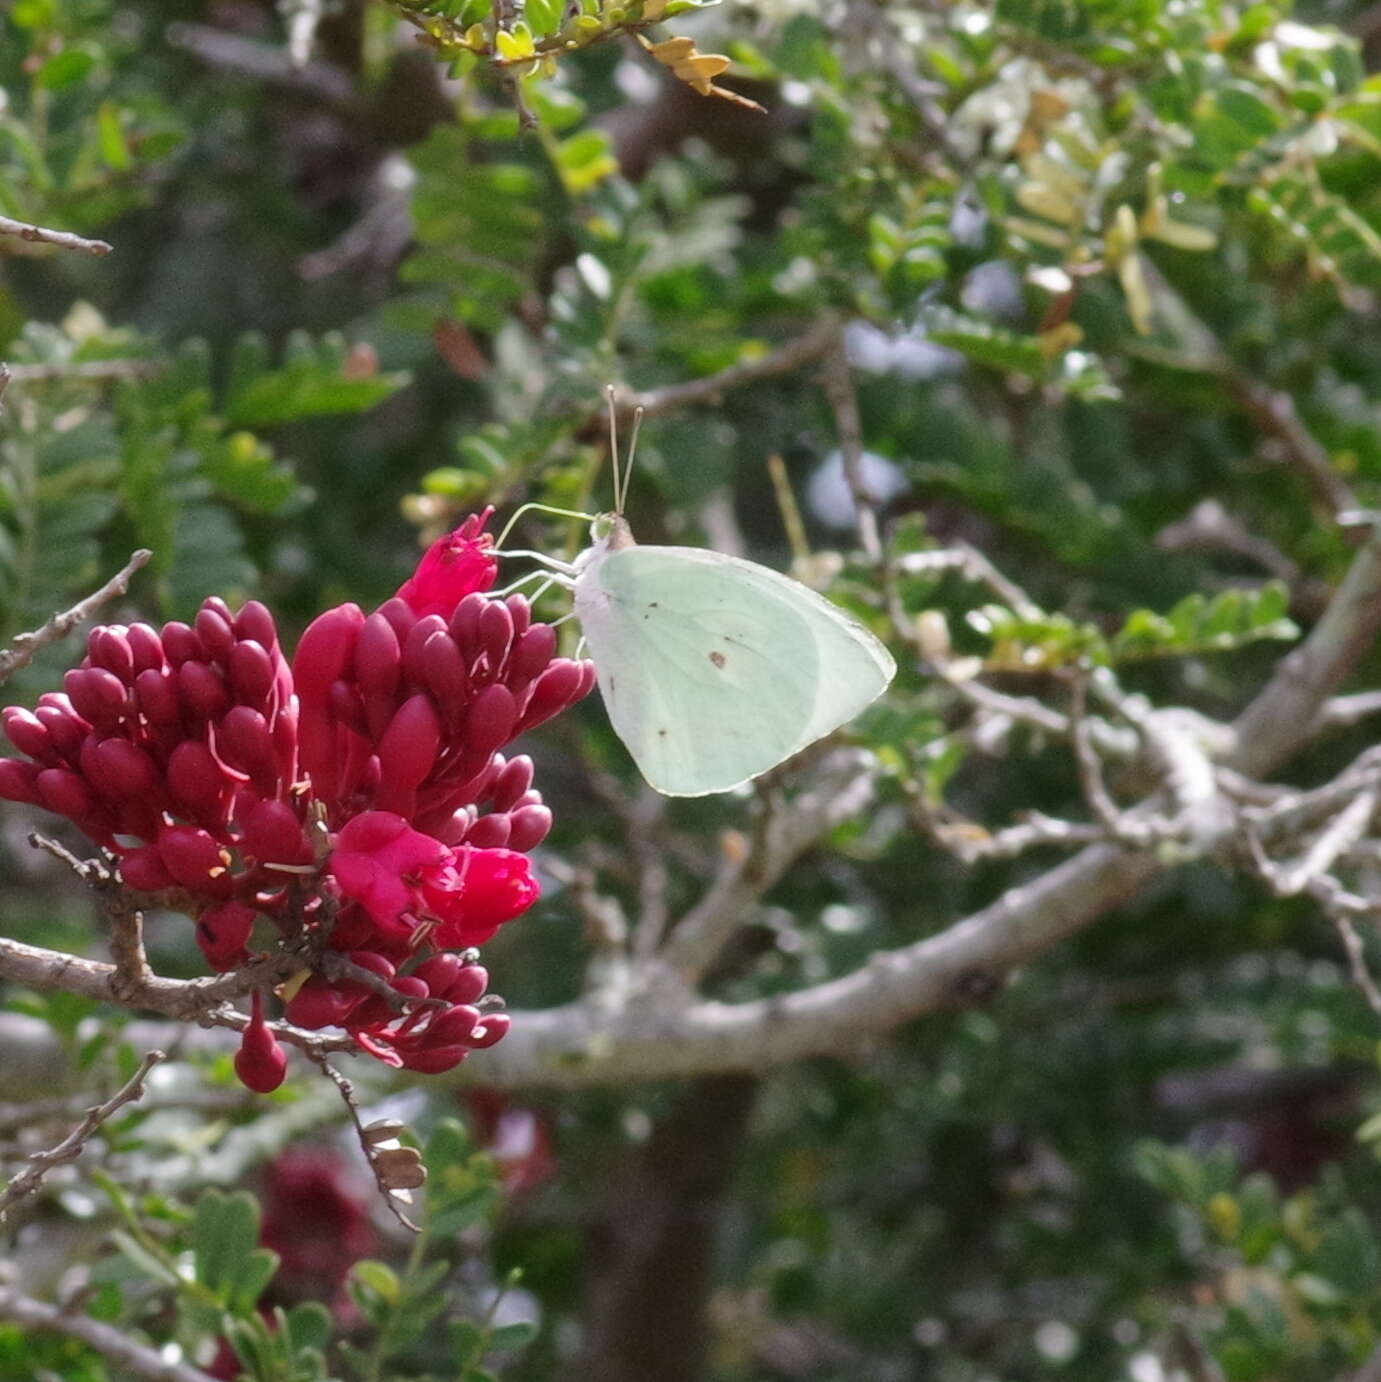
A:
[590,512,637,552]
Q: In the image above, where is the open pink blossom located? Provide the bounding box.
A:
[394,508,497,619]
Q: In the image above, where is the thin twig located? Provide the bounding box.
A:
[307,1054,422,1233]
[0,215,112,257]
[614,317,840,420]
[1312,690,1381,734]
[1333,912,1381,1019]
[0,1283,213,1382]
[895,546,1042,618]
[1224,373,1359,524]
[1069,672,1133,837]
[2,358,160,383]
[821,339,883,563]
[0,549,151,684]
[0,1088,254,1137]
[0,1051,164,1219]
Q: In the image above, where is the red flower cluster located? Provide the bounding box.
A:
[0,511,594,1087]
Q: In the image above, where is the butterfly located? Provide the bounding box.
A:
[570,509,895,796]
[501,400,895,796]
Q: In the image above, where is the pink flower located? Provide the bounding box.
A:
[394,509,497,620]
[428,847,539,949]
[327,811,449,938]
[325,812,539,949]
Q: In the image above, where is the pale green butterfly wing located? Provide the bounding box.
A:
[573,543,895,796]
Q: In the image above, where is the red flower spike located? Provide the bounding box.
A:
[232,600,278,649]
[64,667,128,729]
[36,767,98,820]
[3,708,56,764]
[235,990,287,1093]
[160,622,204,667]
[507,803,554,852]
[0,511,583,1078]
[242,799,313,865]
[126,623,166,673]
[197,899,258,970]
[229,641,276,707]
[0,758,41,806]
[465,815,511,849]
[195,606,236,661]
[293,604,365,703]
[119,845,175,892]
[89,627,135,683]
[394,509,497,620]
[377,695,442,797]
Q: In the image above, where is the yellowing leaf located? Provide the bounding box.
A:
[638,33,765,113]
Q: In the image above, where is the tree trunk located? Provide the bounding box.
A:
[577,1075,758,1382]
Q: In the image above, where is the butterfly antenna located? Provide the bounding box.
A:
[605,384,623,515]
[622,405,645,515]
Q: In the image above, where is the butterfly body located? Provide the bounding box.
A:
[572,517,895,796]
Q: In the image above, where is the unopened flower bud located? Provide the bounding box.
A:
[126,623,165,673]
[235,991,288,1093]
[89,627,135,682]
[232,601,278,650]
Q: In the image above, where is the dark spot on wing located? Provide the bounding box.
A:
[709,651,726,669]
[658,728,667,737]
[649,601,659,608]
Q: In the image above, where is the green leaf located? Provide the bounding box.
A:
[351,1260,401,1304]
[36,48,95,90]
[194,1188,262,1307]
[488,1320,539,1350]
[525,0,562,37]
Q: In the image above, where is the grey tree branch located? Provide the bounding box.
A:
[0,931,350,1055]
[658,748,878,981]
[1229,525,1381,777]
[0,1283,213,1382]
[0,549,151,684]
[0,1050,164,1219]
